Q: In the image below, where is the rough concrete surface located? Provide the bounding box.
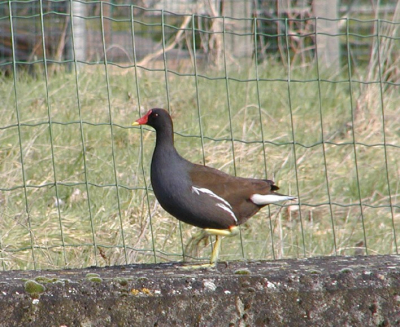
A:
[0,255,399,326]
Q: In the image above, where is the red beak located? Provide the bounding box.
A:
[132,109,152,126]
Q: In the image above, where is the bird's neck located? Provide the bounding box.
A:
[153,124,180,161]
[155,124,174,148]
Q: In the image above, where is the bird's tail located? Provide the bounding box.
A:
[250,193,296,205]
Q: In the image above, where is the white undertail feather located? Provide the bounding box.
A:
[250,194,296,205]
[192,186,238,223]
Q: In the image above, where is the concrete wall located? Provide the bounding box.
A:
[1,255,399,326]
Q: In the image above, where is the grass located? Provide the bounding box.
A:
[0,53,399,270]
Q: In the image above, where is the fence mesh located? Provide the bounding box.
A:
[0,0,399,270]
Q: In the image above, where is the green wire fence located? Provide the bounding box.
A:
[0,0,399,271]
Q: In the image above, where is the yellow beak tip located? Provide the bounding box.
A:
[132,121,139,126]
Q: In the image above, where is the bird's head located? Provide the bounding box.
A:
[132,108,172,130]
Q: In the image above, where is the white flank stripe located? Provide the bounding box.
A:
[192,186,232,208]
[216,203,237,222]
[251,194,296,205]
[192,186,237,223]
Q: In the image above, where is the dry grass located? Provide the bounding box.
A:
[0,53,399,270]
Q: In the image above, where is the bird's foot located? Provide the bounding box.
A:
[179,227,240,270]
[179,262,217,270]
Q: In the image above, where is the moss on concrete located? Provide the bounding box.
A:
[24,280,46,298]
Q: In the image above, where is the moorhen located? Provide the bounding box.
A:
[133,108,296,267]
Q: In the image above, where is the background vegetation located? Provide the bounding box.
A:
[0,0,399,271]
[0,52,399,270]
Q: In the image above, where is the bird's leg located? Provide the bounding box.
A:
[185,230,210,258]
[210,234,222,266]
[204,227,239,265]
[181,226,239,269]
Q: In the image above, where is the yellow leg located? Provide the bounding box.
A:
[181,226,239,269]
[204,227,240,237]
[209,235,222,265]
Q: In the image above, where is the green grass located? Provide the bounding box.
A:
[0,58,399,270]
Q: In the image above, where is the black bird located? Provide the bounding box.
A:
[133,108,295,267]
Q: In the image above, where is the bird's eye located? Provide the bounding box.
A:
[154,113,159,117]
